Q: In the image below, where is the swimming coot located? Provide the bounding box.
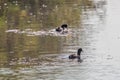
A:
[56,24,68,33]
[69,48,83,62]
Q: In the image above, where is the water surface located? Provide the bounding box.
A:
[1,0,120,80]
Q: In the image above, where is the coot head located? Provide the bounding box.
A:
[77,48,83,56]
[61,24,68,30]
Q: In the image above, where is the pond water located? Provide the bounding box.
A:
[1,0,120,80]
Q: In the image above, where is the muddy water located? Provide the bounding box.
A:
[1,0,120,80]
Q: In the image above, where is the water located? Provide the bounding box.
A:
[1,0,120,80]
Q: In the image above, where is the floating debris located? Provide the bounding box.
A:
[5,28,71,37]
[5,29,19,33]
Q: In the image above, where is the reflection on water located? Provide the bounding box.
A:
[0,0,110,80]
